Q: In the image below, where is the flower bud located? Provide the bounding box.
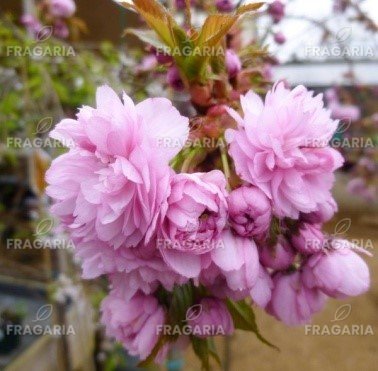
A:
[290,223,325,255]
[228,186,272,238]
[187,298,234,338]
[260,236,296,270]
[225,49,242,78]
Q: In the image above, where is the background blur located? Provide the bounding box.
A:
[0,1,377,370]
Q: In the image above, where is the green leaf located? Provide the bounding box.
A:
[210,54,226,75]
[207,338,221,366]
[125,28,165,49]
[138,335,170,368]
[170,20,193,52]
[169,283,194,326]
[191,337,221,371]
[226,299,279,350]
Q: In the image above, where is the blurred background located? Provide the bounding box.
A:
[0,0,377,370]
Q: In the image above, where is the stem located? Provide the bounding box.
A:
[219,139,231,191]
[184,0,192,30]
[223,336,232,371]
[181,148,198,173]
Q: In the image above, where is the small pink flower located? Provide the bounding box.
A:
[228,186,271,238]
[187,298,234,338]
[101,292,165,360]
[290,223,325,255]
[225,49,242,78]
[50,0,76,18]
[302,240,370,298]
[158,170,228,278]
[226,82,343,219]
[260,236,296,270]
[267,271,327,325]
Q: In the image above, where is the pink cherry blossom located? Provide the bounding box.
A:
[210,230,273,308]
[101,292,165,360]
[226,82,344,219]
[267,271,327,325]
[302,240,370,298]
[46,85,188,263]
[158,170,228,278]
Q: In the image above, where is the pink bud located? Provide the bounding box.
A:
[274,31,286,44]
[260,236,296,270]
[225,49,242,78]
[216,0,234,12]
[302,242,370,298]
[268,1,285,23]
[228,186,272,238]
[167,66,184,91]
[290,223,325,255]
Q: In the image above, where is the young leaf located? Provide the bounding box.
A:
[196,14,236,48]
[125,28,165,49]
[226,299,279,350]
[236,2,265,15]
[132,0,179,49]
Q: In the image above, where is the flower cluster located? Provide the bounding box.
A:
[46,83,370,363]
[21,0,76,40]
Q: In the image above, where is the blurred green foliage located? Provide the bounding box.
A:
[0,14,148,143]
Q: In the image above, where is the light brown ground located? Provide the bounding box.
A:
[184,210,378,371]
